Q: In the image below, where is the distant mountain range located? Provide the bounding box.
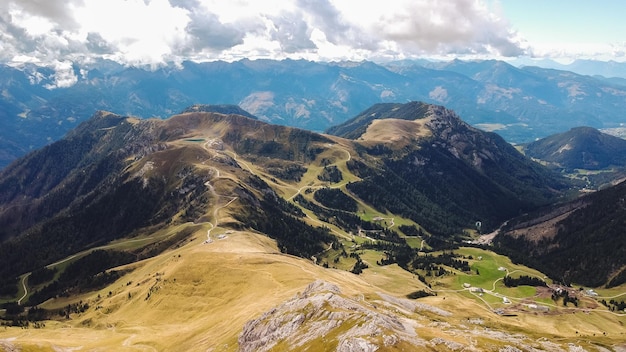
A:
[2,58,626,169]
[509,58,626,80]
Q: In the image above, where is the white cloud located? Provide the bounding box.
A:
[7,0,623,74]
[8,7,56,37]
[44,60,78,89]
[530,42,626,63]
[0,0,530,67]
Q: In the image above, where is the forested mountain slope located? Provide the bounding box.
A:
[496,178,626,287]
[329,102,570,234]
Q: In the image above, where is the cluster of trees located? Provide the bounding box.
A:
[265,162,307,181]
[503,275,547,287]
[0,318,45,329]
[1,302,23,316]
[313,188,357,212]
[317,165,343,183]
[1,303,48,327]
[425,234,461,251]
[235,178,335,258]
[60,302,90,317]
[398,225,423,237]
[29,267,57,286]
[406,290,436,299]
[349,253,368,274]
[346,177,461,237]
[606,270,626,289]
[344,151,518,238]
[368,242,414,269]
[551,288,579,307]
[365,240,469,281]
[600,299,626,312]
[294,194,382,235]
[0,278,17,297]
[411,252,471,273]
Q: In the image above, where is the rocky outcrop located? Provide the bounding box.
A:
[238,280,606,351]
[237,280,427,352]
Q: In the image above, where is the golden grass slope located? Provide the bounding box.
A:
[0,230,373,351]
[358,117,433,148]
[1,229,625,351]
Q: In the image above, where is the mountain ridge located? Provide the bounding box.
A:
[0,102,569,297]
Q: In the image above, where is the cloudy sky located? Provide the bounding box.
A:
[1,0,624,68]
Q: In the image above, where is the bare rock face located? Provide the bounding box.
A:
[237,280,426,352]
[425,104,500,171]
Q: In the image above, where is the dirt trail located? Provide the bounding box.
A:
[202,166,238,243]
[17,274,30,305]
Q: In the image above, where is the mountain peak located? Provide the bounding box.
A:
[325,101,432,140]
[524,126,626,170]
[326,101,481,147]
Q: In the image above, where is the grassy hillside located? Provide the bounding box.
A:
[1,232,624,351]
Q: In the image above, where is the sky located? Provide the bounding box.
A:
[1,0,624,71]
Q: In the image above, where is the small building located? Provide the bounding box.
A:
[463,283,471,288]
[470,287,484,293]
[526,303,549,312]
[502,297,511,304]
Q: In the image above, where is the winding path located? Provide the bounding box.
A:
[17,273,30,305]
[201,163,238,243]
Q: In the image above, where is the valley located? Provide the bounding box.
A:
[0,105,625,350]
